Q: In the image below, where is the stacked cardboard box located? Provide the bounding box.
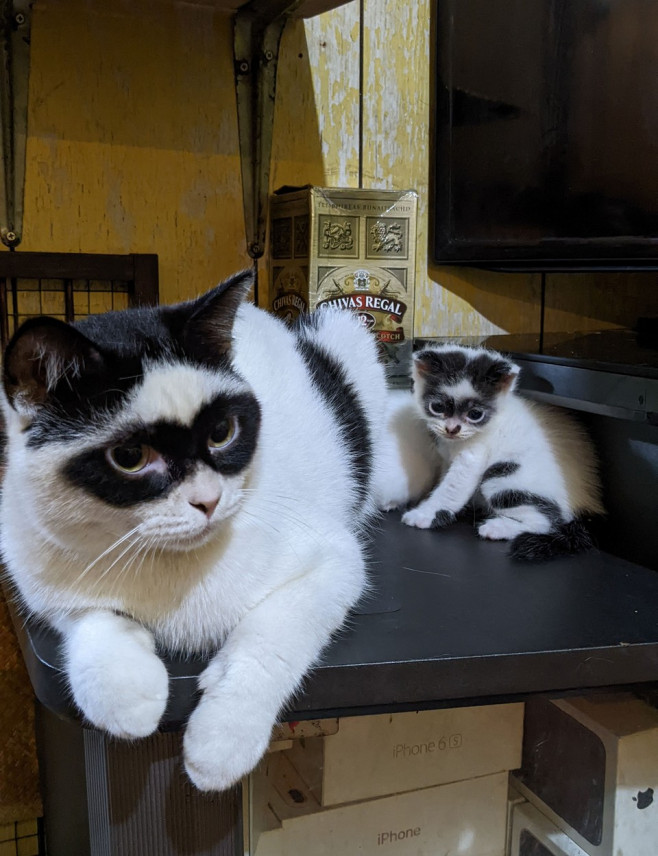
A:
[511,693,658,856]
[248,704,524,856]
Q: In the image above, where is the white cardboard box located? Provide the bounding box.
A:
[512,693,658,856]
[286,703,524,806]
[510,801,589,856]
[249,761,509,856]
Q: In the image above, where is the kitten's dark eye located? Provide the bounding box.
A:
[467,408,485,423]
[428,400,444,416]
[107,444,149,473]
[209,416,238,450]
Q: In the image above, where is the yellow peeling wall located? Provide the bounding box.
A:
[11,0,658,333]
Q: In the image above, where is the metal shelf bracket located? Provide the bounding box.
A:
[233,1,303,261]
[0,0,31,248]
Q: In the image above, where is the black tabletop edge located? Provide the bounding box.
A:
[4,514,658,728]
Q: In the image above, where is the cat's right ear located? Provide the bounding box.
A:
[2,317,106,416]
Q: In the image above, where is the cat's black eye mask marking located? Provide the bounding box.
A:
[426,394,454,418]
[458,398,491,424]
[63,392,261,507]
[425,393,492,426]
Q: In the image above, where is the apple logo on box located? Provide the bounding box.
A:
[633,788,654,810]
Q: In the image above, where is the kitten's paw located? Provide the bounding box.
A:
[402,506,436,529]
[402,506,455,529]
[68,622,168,739]
[183,694,273,792]
[478,517,516,541]
[431,509,456,528]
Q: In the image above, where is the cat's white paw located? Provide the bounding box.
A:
[478,517,517,541]
[183,693,273,792]
[67,622,169,738]
[402,505,436,529]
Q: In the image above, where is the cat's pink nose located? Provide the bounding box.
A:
[446,425,461,436]
[190,498,219,519]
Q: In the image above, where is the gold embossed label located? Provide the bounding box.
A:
[316,265,410,346]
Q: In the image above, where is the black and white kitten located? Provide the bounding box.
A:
[0,271,390,791]
[402,344,604,559]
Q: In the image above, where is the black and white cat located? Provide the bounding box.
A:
[0,271,389,791]
[402,344,604,559]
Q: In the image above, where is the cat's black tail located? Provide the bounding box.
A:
[510,519,594,562]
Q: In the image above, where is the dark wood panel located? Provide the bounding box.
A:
[0,251,158,285]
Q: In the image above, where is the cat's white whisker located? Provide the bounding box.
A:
[76,525,144,584]
[88,539,143,592]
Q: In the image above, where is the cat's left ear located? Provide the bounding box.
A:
[488,359,520,392]
[178,270,254,362]
[2,316,107,416]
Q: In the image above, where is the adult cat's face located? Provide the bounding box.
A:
[412,346,519,441]
[2,272,261,554]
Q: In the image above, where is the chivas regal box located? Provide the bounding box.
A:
[509,801,590,856]
[268,186,418,388]
[512,694,658,856]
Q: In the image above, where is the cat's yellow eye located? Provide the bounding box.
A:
[107,444,150,473]
[208,416,238,450]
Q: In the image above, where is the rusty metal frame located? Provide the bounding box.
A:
[233,1,304,262]
[0,0,31,248]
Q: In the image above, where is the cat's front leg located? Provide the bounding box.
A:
[183,535,366,792]
[402,447,486,529]
[57,610,169,738]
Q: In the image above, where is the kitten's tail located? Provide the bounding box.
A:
[510,519,594,562]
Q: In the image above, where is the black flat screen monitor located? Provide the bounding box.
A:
[432,0,658,269]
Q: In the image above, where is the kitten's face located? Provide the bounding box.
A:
[2,272,261,556]
[412,346,519,442]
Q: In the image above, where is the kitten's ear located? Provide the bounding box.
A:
[487,358,520,392]
[412,348,464,380]
[2,317,106,415]
[181,270,254,360]
[412,349,435,378]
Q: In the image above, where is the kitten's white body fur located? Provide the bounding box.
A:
[404,394,599,531]
[1,302,387,791]
[402,345,603,538]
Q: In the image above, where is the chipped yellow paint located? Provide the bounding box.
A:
[21,0,249,305]
[265,1,360,306]
[272,3,360,190]
[11,0,626,340]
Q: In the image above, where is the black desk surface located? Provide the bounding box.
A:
[10,513,658,726]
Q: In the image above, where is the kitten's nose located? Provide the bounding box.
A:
[190,498,219,519]
[446,424,461,436]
